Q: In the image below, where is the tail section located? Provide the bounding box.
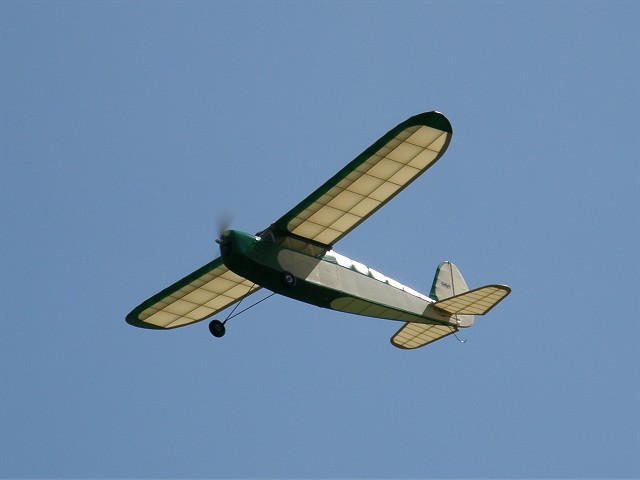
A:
[430,261,474,327]
[429,261,512,327]
[389,261,511,349]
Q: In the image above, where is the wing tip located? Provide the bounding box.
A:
[125,310,165,330]
[409,111,452,133]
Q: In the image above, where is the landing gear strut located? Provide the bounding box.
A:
[207,286,276,339]
[208,319,226,338]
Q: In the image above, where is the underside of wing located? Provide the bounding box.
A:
[391,322,457,349]
[433,285,511,316]
[270,111,452,247]
[126,257,260,330]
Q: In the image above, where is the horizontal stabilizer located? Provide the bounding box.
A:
[433,285,511,316]
[391,322,457,349]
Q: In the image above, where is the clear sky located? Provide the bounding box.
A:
[1,1,638,478]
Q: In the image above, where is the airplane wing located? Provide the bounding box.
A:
[126,257,260,329]
[391,322,457,349]
[271,111,452,247]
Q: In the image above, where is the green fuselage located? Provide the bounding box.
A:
[220,230,452,326]
[220,230,337,308]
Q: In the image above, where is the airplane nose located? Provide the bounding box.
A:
[216,230,233,256]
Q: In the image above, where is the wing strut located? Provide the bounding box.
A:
[209,286,275,338]
[223,289,276,324]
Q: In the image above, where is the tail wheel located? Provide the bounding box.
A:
[208,319,226,338]
[280,271,296,288]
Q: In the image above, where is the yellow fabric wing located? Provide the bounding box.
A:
[126,257,259,329]
[433,285,511,316]
[391,322,457,349]
[272,111,452,246]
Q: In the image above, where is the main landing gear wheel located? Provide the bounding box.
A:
[208,319,226,338]
[280,271,296,288]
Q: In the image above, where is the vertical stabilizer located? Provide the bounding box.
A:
[430,261,468,300]
[430,261,474,327]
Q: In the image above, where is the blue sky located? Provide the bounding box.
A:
[1,1,638,478]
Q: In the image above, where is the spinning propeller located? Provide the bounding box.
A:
[215,212,234,255]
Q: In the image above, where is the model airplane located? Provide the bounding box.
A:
[126,111,511,349]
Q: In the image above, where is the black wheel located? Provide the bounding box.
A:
[208,319,226,338]
[280,270,296,288]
